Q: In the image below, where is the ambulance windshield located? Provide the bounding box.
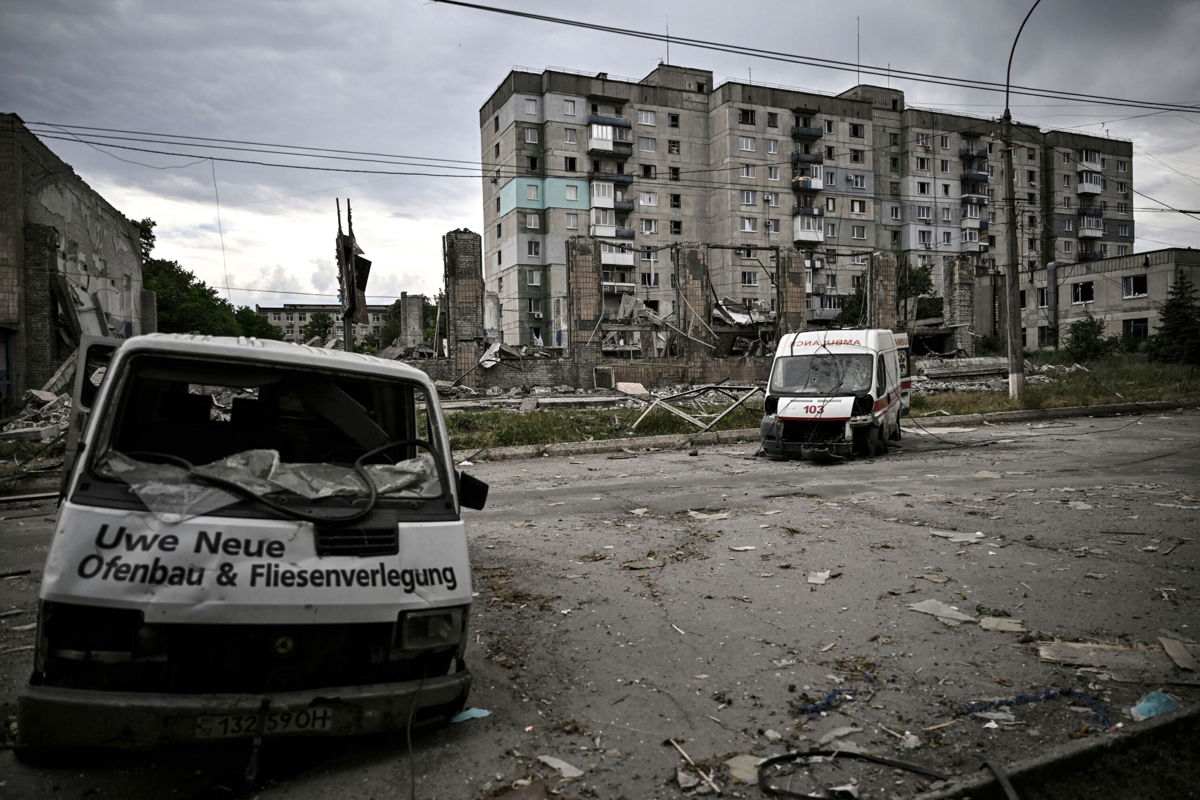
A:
[769,353,873,396]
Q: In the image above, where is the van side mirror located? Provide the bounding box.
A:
[764,395,778,415]
[458,471,489,510]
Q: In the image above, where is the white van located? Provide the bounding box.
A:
[760,329,904,460]
[17,334,487,756]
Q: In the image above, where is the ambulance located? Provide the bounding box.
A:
[17,334,487,757]
[760,329,905,460]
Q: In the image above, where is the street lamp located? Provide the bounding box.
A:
[1001,0,1041,401]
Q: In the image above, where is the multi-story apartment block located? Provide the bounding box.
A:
[255,303,389,344]
[479,66,1135,346]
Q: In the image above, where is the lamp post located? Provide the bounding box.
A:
[1001,0,1041,401]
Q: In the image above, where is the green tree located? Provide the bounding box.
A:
[302,311,334,342]
[142,257,240,335]
[1065,312,1118,362]
[835,287,865,327]
[136,217,156,262]
[1147,269,1200,364]
[234,306,283,340]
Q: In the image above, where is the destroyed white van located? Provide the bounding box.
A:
[17,334,487,756]
[760,329,905,460]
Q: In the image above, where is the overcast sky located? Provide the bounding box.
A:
[3,0,1198,310]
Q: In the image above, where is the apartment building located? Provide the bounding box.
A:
[479,66,1134,346]
[254,303,388,344]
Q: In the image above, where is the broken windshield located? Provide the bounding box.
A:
[769,354,873,397]
[84,354,448,522]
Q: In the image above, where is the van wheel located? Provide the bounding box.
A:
[872,427,888,456]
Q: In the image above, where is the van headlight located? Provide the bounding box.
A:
[399,608,464,651]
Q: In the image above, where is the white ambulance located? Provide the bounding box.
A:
[760,329,905,460]
[17,334,487,757]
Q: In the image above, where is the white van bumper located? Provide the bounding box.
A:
[17,671,470,750]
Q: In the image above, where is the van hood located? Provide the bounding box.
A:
[775,396,856,421]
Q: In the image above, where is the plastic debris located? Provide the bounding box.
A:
[1067,500,1093,510]
[688,510,730,521]
[909,599,977,623]
[449,707,491,723]
[929,528,985,544]
[725,753,760,784]
[536,755,583,779]
[676,769,700,790]
[808,570,831,585]
[1129,690,1180,721]
[629,507,649,517]
[729,545,757,552]
[817,725,861,745]
[980,617,1026,633]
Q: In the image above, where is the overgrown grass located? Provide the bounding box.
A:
[446,402,765,450]
[910,359,1198,416]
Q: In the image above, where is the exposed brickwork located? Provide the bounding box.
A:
[22,224,58,390]
[566,237,602,352]
[0,116,24,327]
[442,229,484,386]
[869,252,898,330]
[943,257,976,355]
[674,246,711,356]
[775,248,807,333]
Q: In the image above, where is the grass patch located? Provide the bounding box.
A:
[911,359,1197,416]
[446,401,764,450]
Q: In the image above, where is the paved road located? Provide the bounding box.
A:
[2,409,1197,799]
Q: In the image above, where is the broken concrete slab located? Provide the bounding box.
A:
[980,617,1027,633]
[909,599,977,623]
[1037,641,1191,683]
[1158,637,1197,671]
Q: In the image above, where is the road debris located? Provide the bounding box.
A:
[728,545,757,552]
[621,556,665,570]
[817,725,861,745]
[449,707,491,723]
[908,599,977,623]
[668,739,722,793]
[1129,690,1181,721]
[1159,637,1197,671]
[919,573,950,584]
[980,617,1026,633]
[929,529,985,544]
[807,570,831,585]
[725,753,759,784]
[689,510,730,521]
[536,755,584,779]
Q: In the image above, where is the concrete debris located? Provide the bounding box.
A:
[909,599,977,623]
[817,725,862,745]
[929,529,985,544]
[688,510,730,521]
[621,557,665,570]
[807,570,831,585]
[724,753,760,784]
[1159,637,1197,671]
[676,769,700,790]
[1,387,72,442]
[980,617,1027,633]
[919,573,951,584]
[728,545,757,552]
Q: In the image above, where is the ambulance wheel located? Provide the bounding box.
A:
[875,429,888,456]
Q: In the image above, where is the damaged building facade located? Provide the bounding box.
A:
[479,65,1135,354]
[0,114,151,412]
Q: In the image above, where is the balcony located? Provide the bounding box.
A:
[793,219,825,244]
[588,113,631,128]
[1076,180,1102,195]
[962,169,989,183]
[1077,151,1101,169]
[601,249,635,267]
[792,176,824,192]
[807,307,840,321]
[794,206,824,217]
[960,216,982,230]
[587,139,632,159]
[590,171,634,185]
[1078,225,1103,239]
[1078,251,1102,262]
[614,227,636,239]
[590,224,616,237]
[961,192,988,206]
[1078,207,1104,217]
[614,199,635,212]
[791,152,824,164]
[959,146,987,160]
[602,280,637,294]
[959,241,988,253]
[791,126,823,141]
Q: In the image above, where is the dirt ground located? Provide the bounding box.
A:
[1,408,1198,799]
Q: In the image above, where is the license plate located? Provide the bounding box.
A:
[196,707,338,739]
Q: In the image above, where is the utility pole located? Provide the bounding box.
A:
[1001,0,1040,401]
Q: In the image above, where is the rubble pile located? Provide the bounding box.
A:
[0,389,72,443]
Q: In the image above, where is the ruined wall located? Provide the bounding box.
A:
[442,229,484,386]
[942,257,976,355]
[869,251,898,331]
[674,246,712,355]
[393,292,425,348]
[775,248,807,333]
[566,237,602,352]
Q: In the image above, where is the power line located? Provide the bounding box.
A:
[433,0,1200,113]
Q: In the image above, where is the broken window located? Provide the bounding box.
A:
[769,354,873,396]
[1071,282,1094,304]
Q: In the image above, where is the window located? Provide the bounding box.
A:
[940,134,950,149]
[917,157,928,170]
[669,166,680,181]
[889,132,900,147]
[566,213,578,229]
[852,274,864,289]
[564,99,576,116]
[851,199,865,213]
[852,225,866,240]
[826,145,836,159]
[764,192,778,207]
[825,197,836,212]
[826,169,836,184]
[850,149,864,163]
[526,213,539,229]
[767,218,780,233]
[591,123,613,142]
[1062,197,1071,209]
[942,207,952,222]
[917,205,931,220]
[670,219,682,235]
[525,156,539,170]
[564,128,577,144]
[640,272,659,286]
[916,132,930,147]
[735,247,755,258]
[740,164,756,178]
[740,217,758,232]
[642,164,656,178]
[641,248,659,263]
[918,230,932,244]
[493,115,499,132]
[670,193,681,209]
[640,191,658,206]
[564,156,577,172]
[851,174,865,189]
[668,139,680,155]
[1119,223,1130,236]
[669,113,680,128]
[1123,274,1147,298]
[638,136,656,152]
[1117,202,1128,214]
[1072,281,1094,303]
[739,136,756,151]
[767,139,779,154]
[827,272,839,288]
[524,98,538,115]
[767,112,779,128]
[738,108,756,125]
[890,156,900,172]
[638,110,656,125]
[495,197,501,213]
[1063,174,1072,188]
[494,142,500,158]
[641,218,658,234]
[917,181,930,195]
[592,208,613,225]
[741,271,758,286]
[1117,160,1128,172]
[942,231,952,245]
[849,123,864,138]
[524,128,539,143]
[526,184,539,201]
[1119,318,1148,342]
[824,119,835,133]
[495,224,501,239]
[767,166,780,181]
[825,223,837,237]
[592,182,612,199]
[1117,182,1128,195]
[526,298,540,313]
[497,251,502,265]
[964,203,979,219]
[940,159,949,173]
[941,183,951,196]
[527,241,541,257]
[1027,170,1036,185]
[741,190,756,205]
[889,205,900,221]
[1063,241,1073,253]
[1117,245,1130,255]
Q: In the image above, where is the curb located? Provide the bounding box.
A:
[454,398,1199,464]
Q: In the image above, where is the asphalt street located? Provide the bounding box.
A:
[1,408,1197,799]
